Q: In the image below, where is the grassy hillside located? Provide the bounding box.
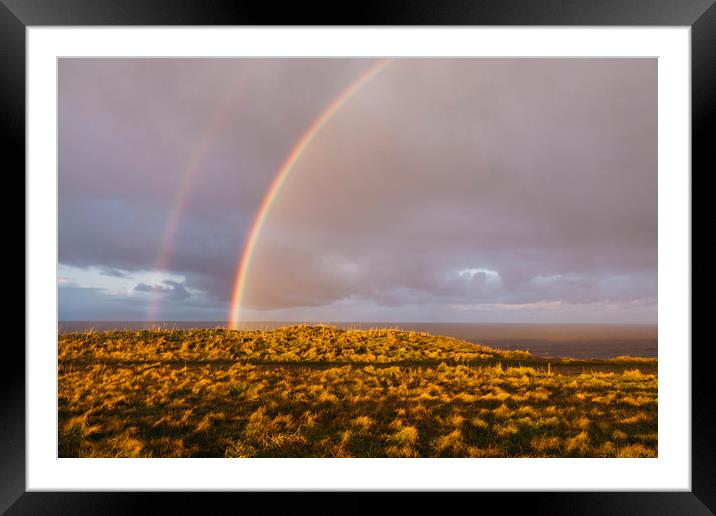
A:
[58,325,657,458]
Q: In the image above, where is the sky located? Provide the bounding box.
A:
[58,58,657,324]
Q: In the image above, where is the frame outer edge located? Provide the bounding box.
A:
[6,0,712,513]
[0,1,27,515]
[691,1,716,513]
[0,0,715,26]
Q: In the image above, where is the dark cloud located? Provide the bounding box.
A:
[99,267,130,278]
[134,280,191,300]
[243,58,657,321]
[58,58,657,322]
[59,285,227,321]
[59,58,379,303]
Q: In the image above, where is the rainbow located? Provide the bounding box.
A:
[228,59,392,329]
[147,72,255,322]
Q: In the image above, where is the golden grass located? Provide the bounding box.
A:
[58,325,657,458]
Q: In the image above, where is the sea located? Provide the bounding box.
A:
[58,321,658,360]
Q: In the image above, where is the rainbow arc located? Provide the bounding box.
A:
[228,59,392,329]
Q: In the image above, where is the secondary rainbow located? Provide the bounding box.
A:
[147,73,254,322]
[228,59,392,329]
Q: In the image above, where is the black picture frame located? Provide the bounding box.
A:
[5,1,710,514]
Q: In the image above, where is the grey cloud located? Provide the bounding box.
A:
[243,59,657,319]
[59,285,227,321]
[134,280,191,300]
[59,58,383,302]
[99,267,130,278]
[59,58,657,323]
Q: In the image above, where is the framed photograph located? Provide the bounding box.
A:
[8,0,708,513]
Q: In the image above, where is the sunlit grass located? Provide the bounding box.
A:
[58,325,657,458]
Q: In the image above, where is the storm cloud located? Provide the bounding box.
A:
[58,58,657,323]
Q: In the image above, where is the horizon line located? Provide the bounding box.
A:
[57,319,658,326]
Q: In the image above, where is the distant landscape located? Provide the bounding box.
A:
[58,322,658,359]
[58,325,657,458]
